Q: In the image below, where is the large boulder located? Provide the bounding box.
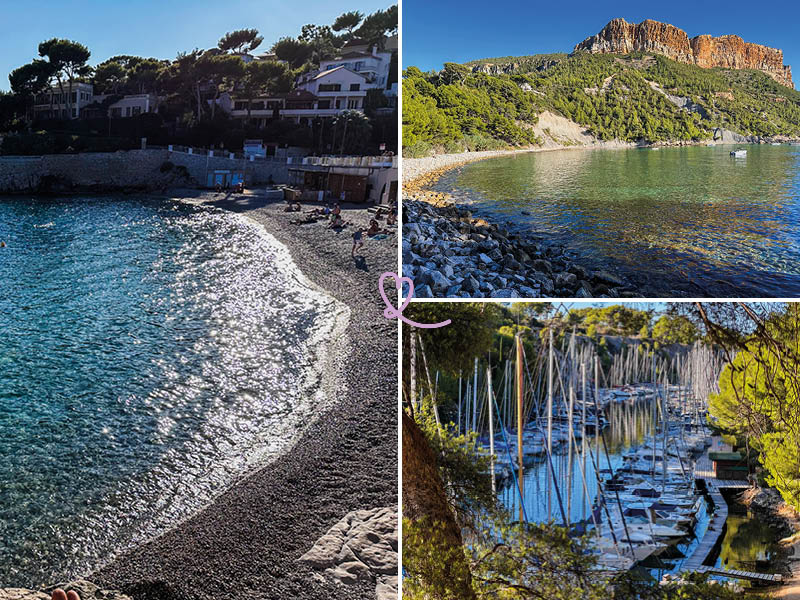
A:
[299,506,398,600]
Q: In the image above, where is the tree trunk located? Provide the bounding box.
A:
[195,81,202,123]
[67,78,74,119]
[402,411,476,599]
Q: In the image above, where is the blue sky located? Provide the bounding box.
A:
[403,0,800,89]
[0,0,391,92]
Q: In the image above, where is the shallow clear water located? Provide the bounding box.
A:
[0,196,340,586]
[438,145,800,297]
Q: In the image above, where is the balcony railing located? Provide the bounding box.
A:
[299,155,397,168]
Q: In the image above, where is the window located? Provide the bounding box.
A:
[354,61,364,72]
[318,100,331,109]
[72,108,77,117]
[266,101,281,109]
[252,101,265,110]
[349,83,360,91]
[71,92,77,102]
[132,106,141,116]
[335,100,341,109]
[111,107,122,117]
[347,99,359,109]
[318,83,341,92]
[126,106,132,117]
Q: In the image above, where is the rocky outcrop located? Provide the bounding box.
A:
[574,18,794,88]
[298,506,397,600]
[470,59,558,75]
[471,62,519,75]
[403,199,636,299]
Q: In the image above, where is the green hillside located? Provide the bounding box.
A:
[403,51,800,156]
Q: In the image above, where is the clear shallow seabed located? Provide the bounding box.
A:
[0,196,341,586]
[435,145,800,297]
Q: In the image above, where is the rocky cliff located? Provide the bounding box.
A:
[574,18,793,88]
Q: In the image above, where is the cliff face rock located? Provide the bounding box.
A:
[470,59,558,76]
[471,63,520,75]
[574,18,794,88]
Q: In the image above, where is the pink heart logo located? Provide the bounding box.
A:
[378,272,451,329]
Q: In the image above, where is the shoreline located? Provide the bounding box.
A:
[402,141,638,185]
[47,189,398,600]
[402,137,799,185]
[402,145,640,298]
[401,141,796,299]
[738,487,800,598]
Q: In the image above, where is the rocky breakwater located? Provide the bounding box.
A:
[402,198,634,299]
[575,18,794,88]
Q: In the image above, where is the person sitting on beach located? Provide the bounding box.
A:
[366,219,381,237]
[352,227,364,257]
[386,209,397,227]
[52,589,80,600]
[310,203,331,217]
[332,203,341,217]
[328,214,344,229]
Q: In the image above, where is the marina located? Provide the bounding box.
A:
[415,325,785,585]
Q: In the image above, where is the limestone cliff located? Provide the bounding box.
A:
[574,18,793,88]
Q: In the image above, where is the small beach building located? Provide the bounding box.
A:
[287,155,397,204]
[708,451,748,480]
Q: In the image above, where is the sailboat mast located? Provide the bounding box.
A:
[487,366,496,495]
[581,360,587,525]
[547,327,554,522]
[662,373,668,488]
[516,333,524,524]
[410,330,417,413]
[457,370,462,435]
[472,357,478,433]
[567,380,574,522]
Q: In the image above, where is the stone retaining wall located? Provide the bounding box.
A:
[0,149,290,193]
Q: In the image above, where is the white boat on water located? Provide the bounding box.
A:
[730,149,747,158]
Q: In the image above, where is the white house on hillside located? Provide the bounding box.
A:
[224,35,397,127]
[33,83,95,120]
[32,83,159,120]
[91,93,159,118]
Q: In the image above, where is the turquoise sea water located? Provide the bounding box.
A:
[437,145,800,297]
[0,196,339,586]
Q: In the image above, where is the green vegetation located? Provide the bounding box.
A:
[568,305,653,337]
[1,7,397,155]
[403,50,800,154]
[403,302,763,599]
[651,314,699,346]
[403,65,541,157]
[706,303,800,509]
